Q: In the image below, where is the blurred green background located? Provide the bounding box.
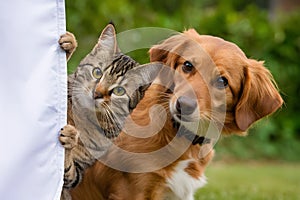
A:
[65,0,300,162]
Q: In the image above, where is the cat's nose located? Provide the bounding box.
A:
[94,84,107,99]
[176,96,197,115]
[94,90,103,99]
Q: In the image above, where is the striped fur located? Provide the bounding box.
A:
[59,24,161,200]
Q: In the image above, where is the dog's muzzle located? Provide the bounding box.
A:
[175,96,197,121]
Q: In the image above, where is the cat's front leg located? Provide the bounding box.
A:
[59,31,77,61]
[59,124,79,149]
[59,125,79,187]
[59,125,79,200]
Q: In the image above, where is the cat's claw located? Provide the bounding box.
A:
[59,125,79,149]
[59,31,77,61]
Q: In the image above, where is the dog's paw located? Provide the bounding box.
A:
[59,32,77,60]
[59,125,79,149]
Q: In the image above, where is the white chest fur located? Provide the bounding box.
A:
[165,159,207,200]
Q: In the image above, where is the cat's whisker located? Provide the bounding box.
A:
[99,104,119,138]
[72,86,91,97]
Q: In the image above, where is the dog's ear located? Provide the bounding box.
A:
[149,36,182,68]
[149,37,181,89]
[149,45,169,63]
[235,60,283,131]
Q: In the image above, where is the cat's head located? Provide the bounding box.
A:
[70,23,161,138]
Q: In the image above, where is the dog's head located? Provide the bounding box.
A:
[150,29,283,135]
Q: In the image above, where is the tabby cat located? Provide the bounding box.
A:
[59,23,162,199]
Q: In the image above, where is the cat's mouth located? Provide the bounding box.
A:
[95,109,121,139]
[98,120,121,138]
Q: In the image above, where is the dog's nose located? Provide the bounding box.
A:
[176,96,197,115]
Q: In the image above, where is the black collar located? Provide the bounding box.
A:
[172,119,211,145]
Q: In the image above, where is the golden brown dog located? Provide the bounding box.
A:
[69,29,283,200]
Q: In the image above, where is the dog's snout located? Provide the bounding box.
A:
[176,96,197,115]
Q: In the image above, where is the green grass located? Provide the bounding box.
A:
[194,162,300,200]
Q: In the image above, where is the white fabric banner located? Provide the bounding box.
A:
[0,0,66,199]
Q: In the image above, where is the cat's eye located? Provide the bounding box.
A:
[112,86,126,96]
[182,61,194,73]
[92,67,102,79]
[213,76,228,89]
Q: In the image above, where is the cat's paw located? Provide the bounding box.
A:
[59,125,79,149]
[59,31,77,61]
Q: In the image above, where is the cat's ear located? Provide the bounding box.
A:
[124,63,166,109]
[93,23,120,55]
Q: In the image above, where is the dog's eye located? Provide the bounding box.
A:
[182,61,194,73]
[213,76,228,89]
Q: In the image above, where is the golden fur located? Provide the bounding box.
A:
[69,29,283,200]
[150,29,283,135]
